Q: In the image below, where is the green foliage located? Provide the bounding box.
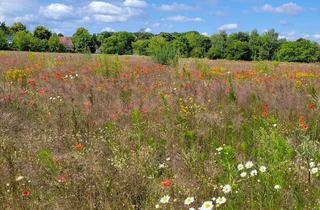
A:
[72,27,94,53]
[100,32,135,55]
[0,23,319,63]
[34,26,52,40]
[207,32,227,59]
[10,22,27,34]
[132,39,150,56]
[227,40,251,61]
[94,54,122,77]
[48,35,66,52]
[276,39,320,63]
[185,31,211,58]
[38,149,58,175]
[0,30,7,50]
[13,31,34,51]
[151,43,179,66]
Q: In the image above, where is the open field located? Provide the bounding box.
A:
[0,51,320,209]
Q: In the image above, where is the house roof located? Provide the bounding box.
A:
[59,37,74,48]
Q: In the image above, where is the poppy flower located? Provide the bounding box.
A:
[74,143,84,151]
[161,179,172,188]
[22,191,31,197]
[309,103,315,110]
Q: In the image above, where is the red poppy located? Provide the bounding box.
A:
[309,103,315,110]
[161,179,172,188]
[22,191,31,197]
[74,143,84,151]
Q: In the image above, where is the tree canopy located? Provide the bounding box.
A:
[0,22,319,63]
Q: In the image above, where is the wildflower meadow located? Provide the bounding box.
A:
[0,51,319,209]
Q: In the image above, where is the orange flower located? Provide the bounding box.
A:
[261,111,268,118]
[309,103,315,110]
[74,143,84,151]
[161,179,172,188]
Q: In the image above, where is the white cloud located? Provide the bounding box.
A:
[88,1,123,14]
[218,23,238,31]
[158,3,194,12]
[201,32,209,36]
[87,1,143,23]
[166,15,204,22]
[39,3,73,20]
[101,27,116,32]
[144,27,152,32]
[261,2,303,15]
[14,14,38,23]
[123,0,148,8]
[94,14,128,23]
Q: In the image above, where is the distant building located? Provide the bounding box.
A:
[59,37,74,52]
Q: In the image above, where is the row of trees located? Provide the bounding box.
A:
[0,22,320,63]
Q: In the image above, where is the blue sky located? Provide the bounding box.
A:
[0,0,319,40]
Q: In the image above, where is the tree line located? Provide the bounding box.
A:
[0,22,320,63]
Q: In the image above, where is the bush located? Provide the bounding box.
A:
[276,39,320,63]
[0,30,7,50]
[151,43,179,65]
[132,39,150,56]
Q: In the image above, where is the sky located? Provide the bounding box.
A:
[0,0,319,41]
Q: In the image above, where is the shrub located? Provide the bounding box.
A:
[151,43,179,66]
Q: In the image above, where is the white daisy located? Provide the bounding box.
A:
[222,184,232,194]
[310,167,318,175]
[245,161,254,169]
[250,169,258,176]
[160,195,170,204]
[216,196,227,205]
[199,201,214,210]
[240,172,247,178]
[274,185,281,190]
[184,197,195,205]
[237,164,244,171]
[259,166,267,173]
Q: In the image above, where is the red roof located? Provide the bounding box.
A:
[59,37,74,48]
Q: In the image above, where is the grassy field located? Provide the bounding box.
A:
[0,51,320,209]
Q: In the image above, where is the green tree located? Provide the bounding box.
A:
[48,35,66,52]
[258,29,280,60]
[276,39,320,63]
[31,38,48,52]
[184,32,211,58]
[207,31,228,59]
[249,29,261,61]
[132,39,150,55]
[34,26,52,40]
[226,40,251,60]
[12,31,34,51]
[0,22,9,35]
[0,30,7,50]
[10,22,27,34]
[72,27,94,53]
[100,32,135,55]
[171,36,190,57]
